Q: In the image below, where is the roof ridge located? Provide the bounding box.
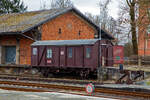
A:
[0,7,73,16]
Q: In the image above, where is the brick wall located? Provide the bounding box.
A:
[19,35,34,65]
[0,35,34,65]
[42,11,97,40]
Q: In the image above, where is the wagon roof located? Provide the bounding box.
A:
[31,39,99,46]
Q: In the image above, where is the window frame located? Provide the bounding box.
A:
[47,48,52,59]
[33,48,37,56]
[86,47,92,59]
[68,48,73,58]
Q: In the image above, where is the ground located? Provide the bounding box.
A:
[0,89,118,100]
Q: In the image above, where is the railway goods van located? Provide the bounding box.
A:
[31,39,116,77]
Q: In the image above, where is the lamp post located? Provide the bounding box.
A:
[97,22,102,81]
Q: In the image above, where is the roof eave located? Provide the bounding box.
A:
[71,8,114,40]
[0,31,21,35]
[100,30,114,40]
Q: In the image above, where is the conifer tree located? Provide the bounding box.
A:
[0,0,27,14]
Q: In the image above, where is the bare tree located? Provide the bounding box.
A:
[85,0,118,38]
[40,0,47,10]
[117,0,150,56]
[85,12,117,39]
[117,0,139,55]
[50,0,73,9]
[99,0,111,29]
[85,12,100,26]
[125,0,138,55]
[116,1,131,45]
[98,0,119,41]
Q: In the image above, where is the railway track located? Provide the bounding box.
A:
[0,75,149,99]
[0,75,101,85]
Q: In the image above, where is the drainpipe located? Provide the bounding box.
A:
[0,45,2,64]
[97,23,102,82]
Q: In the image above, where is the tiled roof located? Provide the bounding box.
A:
[0,8,69,34]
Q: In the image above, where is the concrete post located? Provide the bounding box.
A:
[97,67,100,81]
[97,67,103,83]
[0,45,2,64]
[102,56,105,67]
[138,56,141,67]
[16,39,20,64]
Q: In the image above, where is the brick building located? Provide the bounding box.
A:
[0,7,113,66]
[138,1,150,56]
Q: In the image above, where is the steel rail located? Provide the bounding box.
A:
[0,79,149,99]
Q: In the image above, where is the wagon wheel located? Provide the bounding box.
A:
[41,68,50,78]
[80,70,89,79]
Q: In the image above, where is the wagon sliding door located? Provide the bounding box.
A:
[67,47,75,67]
[75,46,83,67]
[107,46,113,66]
[46,47,59,67]
[60,46,66,67]
[84,46,93,68]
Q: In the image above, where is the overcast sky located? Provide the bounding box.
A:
[22,0,119,19]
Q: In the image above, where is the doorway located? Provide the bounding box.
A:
[5,46,16,64]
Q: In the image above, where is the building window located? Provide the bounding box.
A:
[147,25,150,34]
[5,46,16,64]
[86,48,91,58]
[78,30,81,36]
[33,48,37,56]
[47,48,52,58]
[68,48,73,58]
[58,28,61,34]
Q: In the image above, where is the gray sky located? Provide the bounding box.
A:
[22,0,119,19]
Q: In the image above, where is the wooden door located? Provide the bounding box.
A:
[31,46,38,66]
[67,47,75,67]
[5,46,16,64]
[38,46,46,66]
[46,47,59,67]
[60,46,66,67]
[75,46,83,67]
[84,46,92,68]
[107,46,113,66]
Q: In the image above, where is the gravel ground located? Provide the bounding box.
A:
[0,89,119,100]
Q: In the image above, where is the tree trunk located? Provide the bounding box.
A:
[130,1,138,55]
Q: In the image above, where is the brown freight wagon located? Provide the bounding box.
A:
[31,39,113,77]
